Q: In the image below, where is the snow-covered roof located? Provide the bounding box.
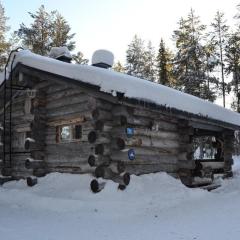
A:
[12,50,240,127]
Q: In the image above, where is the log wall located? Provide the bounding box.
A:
[0,72,235,188]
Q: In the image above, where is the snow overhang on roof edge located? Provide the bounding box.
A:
[9,50,240,128]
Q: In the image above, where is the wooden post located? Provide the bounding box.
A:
[223,130,234,178]
[26,177,38,187]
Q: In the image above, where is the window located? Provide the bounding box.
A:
[57,124,82,143]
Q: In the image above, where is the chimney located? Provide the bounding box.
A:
[49,46,72,63]
[92,49,114,69]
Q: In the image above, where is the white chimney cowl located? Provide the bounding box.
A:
[92,49,114,68]
[49,46,72,60]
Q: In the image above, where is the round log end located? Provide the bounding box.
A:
[118,184,126,191]
[117,161,126,173]
[95,165,105,178]
[92,109,99,120]
[88,155,96,167]
[88,131,97,143]
[120,115,127,126]
[195,161,203,170]
[148,121,154,130]
[95,144,104,155]
[116,138,125,150]
[26,177,38,187]
[95,120,104,131]
[123,173,130,186]
[90,179,105,193]
[90,179,100,193]
[24,139,30,150]
[25,159,31,169]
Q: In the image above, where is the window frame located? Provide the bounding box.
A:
[56,123,82,143]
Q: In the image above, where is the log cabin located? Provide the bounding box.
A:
[0,48,240,191]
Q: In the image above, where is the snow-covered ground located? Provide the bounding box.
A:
[1,158,240,240]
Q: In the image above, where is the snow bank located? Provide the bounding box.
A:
[12,50,240,127]
[1,168,240,240]
[0,172,206,214]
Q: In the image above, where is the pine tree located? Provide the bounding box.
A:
[209,11,229,107]
[225,33,240,112]
[173,9,216,101]
[156,39,174,86]
[17,5,75,55]
[50,12,75,51]
[72,51,89,65]
[143,41,156,81]
[0,1,10,70]
[113,61,125,73]
[125,35,145,78]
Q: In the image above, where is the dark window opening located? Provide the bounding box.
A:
[193,136,223,161]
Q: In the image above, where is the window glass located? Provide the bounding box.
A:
[74,125,82,139]
[60,126,71,141]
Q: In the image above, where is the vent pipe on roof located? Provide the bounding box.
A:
[49,46,72,63]
[92,49,114,69]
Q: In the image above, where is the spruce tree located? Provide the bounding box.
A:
[72,51,89,65]
[173,9,216,101]
[113,61,125,73]
[0,1,10,70]
[50,12,75,51]
[225,33,240,112]
[156,39,174,86]
[209,11,229,107]
[125,35,145,78]
[17,5,75,55]
[142,41,156,81]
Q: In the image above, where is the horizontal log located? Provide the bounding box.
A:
[46,88,84,102]
[87,155,111,167]
[94,165,130,185]
[112,127,179,140]
[25,158,45,169]
[46,102,92,118]
[111,151,178,164]
[47,111,93,123]
[46,93,90,110]
[95,144,111,155]
[95,120,114,132]
[133,108,178,124]
[92,109,112,121]
[47,116,86,127]
[116,136,179,150]
[87,131,110,144]
[115,115,153,128]
[125,163,177,175]
[199,161,224,170]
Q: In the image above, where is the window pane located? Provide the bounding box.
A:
[75,125,82,139]
[60,126,71,141]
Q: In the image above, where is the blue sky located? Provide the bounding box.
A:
[2,0,240,62]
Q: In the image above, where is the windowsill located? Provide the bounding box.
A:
[57,139,83,144]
